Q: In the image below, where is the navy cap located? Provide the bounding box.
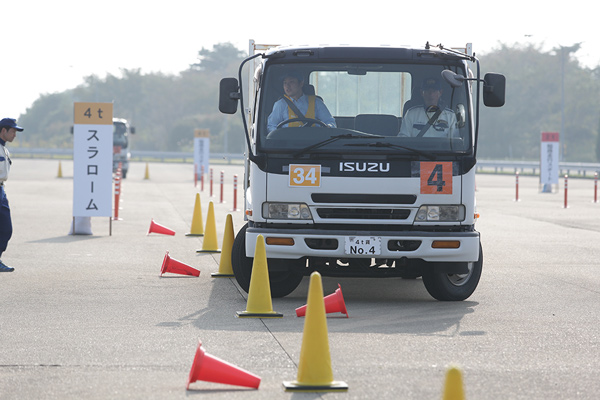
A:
[0,118,24,131]
[421,77,442,90]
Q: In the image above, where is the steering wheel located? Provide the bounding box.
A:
[276,117,330,129]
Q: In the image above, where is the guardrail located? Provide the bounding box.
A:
[9,147,600,177]
[10,147,244,164]
[476,160,600,178]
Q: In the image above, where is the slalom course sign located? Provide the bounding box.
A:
[73,102,113,217]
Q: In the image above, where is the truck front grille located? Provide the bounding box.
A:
[316,208,411,220]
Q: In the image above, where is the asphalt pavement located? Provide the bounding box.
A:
[1,159,599,399]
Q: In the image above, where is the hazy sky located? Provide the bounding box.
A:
[3,0,598,121]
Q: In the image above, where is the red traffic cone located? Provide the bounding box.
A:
[160,252,200,277]
[187,340,261,390]
[296,284,348,318]
[148,219,176,236]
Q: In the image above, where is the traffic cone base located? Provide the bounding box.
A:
[283,381,349,392]
[160,252,200,277]
[148,219,175,236]
[236,311,283,318]
[212,214,235,278]
[296,284,348,318]
[211,272,234,277]
[196,201,220,252]
[237,235,282,318]
[187,340,260,390]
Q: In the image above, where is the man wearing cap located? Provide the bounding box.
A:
[267,71,336,132]
[399,77,458,138]
[0,118,24,272]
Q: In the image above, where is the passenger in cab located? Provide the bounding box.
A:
[399,77,457,138]
[267,71,336,132]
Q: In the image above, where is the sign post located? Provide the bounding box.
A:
[194,129,210,182]
[73,102,114,234]
[540,132,559,193]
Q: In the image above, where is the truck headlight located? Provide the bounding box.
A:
[415,205,465,222]
[263,203,313,219]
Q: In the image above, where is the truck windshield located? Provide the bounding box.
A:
[257,62,472,156]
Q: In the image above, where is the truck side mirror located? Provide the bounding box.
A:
[219,78,241,114]
[483,73,506,107]
[130,127,136,134]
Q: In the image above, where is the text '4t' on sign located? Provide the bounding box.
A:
[74,102,113,125]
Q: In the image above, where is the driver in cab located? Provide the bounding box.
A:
[267,71,336,132]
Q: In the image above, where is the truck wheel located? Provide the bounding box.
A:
[421,244,483,301]
[231,224,304,298]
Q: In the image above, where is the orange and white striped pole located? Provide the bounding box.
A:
[563,175,568,209]
[232,174,239,211]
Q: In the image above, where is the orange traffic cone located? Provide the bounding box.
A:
[160,251,200,277]
[148,219,175,236]
[296,284,348,318]
[187,340,261,390]
[283,271,348,392]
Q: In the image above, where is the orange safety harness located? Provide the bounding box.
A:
[285,95,316,126]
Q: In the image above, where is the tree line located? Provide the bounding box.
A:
[14,42,600,162]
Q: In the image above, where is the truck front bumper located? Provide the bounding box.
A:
[245,227,480,263]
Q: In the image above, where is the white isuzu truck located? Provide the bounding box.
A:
[219,41,505,301]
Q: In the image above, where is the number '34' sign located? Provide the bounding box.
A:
[289,164,321,187]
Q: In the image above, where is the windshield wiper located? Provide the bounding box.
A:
[293,133,384,157]
[345,141,435,159]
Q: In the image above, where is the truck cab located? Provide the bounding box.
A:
[219,42,505,301]
[112,118,135,178]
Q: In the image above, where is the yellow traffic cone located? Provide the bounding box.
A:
[237,235,282,318]
[57,161,63,178]
[144,162,150,180]
[186,193,204,237]
[283,271,348,392]
[211,214,235,277]
[443,366,465,400]
[196,202,220,253]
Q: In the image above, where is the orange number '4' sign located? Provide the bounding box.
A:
[420,162,453,194]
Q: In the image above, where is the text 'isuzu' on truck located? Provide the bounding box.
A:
[219,42,505,301]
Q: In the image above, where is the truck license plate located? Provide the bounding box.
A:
[344,236,381,256]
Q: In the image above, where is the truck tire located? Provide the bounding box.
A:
[422,244,483,301]
[231,223,304,298]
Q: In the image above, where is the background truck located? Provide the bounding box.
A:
[112,118,135,178]
[219,41,505,301]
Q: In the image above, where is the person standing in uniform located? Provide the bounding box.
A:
[0,118,24,272]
